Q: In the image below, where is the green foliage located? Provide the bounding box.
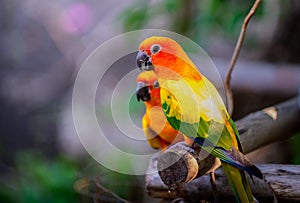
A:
[119,0,265,45]
[75,161,143,202]
[119,1,150,31]
[0,152,79,203]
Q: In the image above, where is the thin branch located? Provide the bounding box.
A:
[94,176,131,203]
[225,0,261,116]
[74,177,131,203]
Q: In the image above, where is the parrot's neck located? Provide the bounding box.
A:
[144,90,161,110]
[154,65,202,84]
[144,98,162,116]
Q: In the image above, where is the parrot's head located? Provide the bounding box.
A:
[136,71,160,103]
[136,36,197,79]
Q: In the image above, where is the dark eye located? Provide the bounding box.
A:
[150,44,161,55]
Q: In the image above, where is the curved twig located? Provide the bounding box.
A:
[225,0,261,115]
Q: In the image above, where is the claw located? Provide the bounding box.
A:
[169,142,195,154]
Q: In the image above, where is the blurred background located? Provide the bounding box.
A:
[0,0,300,202]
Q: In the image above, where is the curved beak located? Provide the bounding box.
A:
[136,82,151,102]
[136,51,154,71]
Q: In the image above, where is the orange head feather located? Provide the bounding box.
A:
[137,36,202,81]
[136,71,158,85]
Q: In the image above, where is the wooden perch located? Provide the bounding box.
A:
[157,147,198,188]
[147,161,300,202]
[237,97,300,153]
[146,97,300,201]
[157,144,217,188]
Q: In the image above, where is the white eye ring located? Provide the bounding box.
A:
[150,44,161,55]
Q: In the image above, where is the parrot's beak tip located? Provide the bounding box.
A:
[136,93,141,102]
[136,51,154,71]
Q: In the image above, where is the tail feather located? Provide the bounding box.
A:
[222,162,256,203]
[194,137,263,179]
[216,146,263,179]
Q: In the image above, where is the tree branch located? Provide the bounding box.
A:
[147,163,300,202]
[237,97,300,153]
[225,0,261,115]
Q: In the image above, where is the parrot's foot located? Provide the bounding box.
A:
[168,142,195,154]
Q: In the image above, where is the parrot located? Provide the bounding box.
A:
[135,36,263,203]
[136,71,184,151]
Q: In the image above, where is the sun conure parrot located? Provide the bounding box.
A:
[135,36,263,203]
[136,71,184,151]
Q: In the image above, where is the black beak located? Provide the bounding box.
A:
[136,51,154,71]
[136,82,151,102]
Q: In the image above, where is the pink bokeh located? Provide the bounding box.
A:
[61,3,94,34]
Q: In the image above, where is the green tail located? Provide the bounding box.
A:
[222,162,256,203]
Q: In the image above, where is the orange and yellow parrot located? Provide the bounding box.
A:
[136,71,184,151]
[136,36,263,203]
